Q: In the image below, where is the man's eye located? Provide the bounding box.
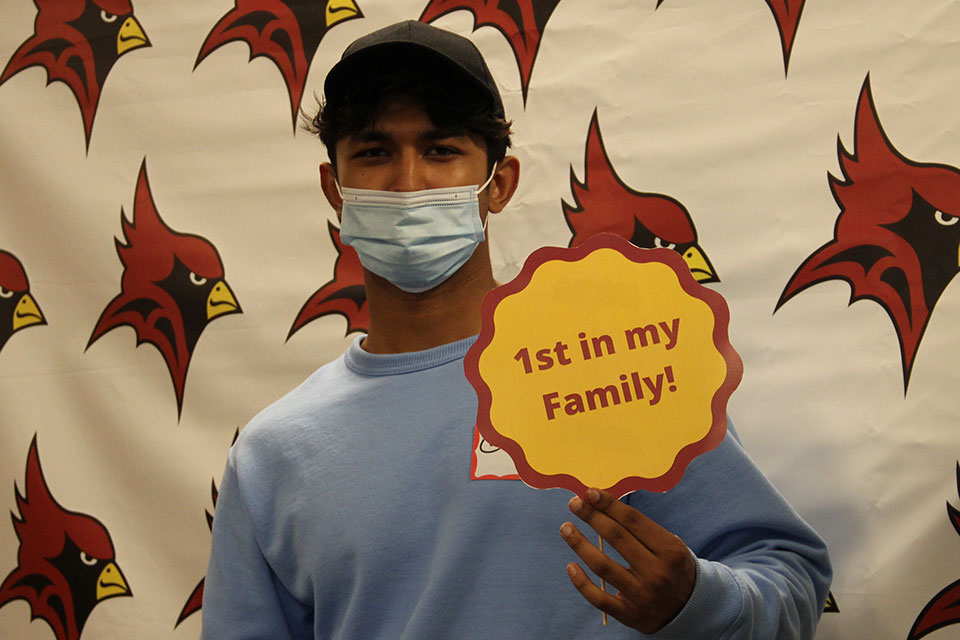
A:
[355,148,386,158]
[427,146,460,156]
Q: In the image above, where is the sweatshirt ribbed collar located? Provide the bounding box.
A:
[343,334,477,377]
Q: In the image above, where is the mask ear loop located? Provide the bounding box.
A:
[479,163,499,234]
[478,162,498,193]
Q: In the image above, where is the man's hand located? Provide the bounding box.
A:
[560,488,696,634]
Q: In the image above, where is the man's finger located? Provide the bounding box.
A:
[578,488,682,556]
[568,494,657,567]
[564,562,631,619]
[560,522,643,600]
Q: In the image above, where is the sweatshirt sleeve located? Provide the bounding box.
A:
[654,543,830,639]
[201,448,313,640]
[627,425,832,640]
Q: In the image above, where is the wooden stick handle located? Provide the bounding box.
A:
[599,536,608,626]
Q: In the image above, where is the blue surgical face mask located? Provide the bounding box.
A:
[337,166,497,293]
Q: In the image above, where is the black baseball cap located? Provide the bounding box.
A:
[323,20,505,117]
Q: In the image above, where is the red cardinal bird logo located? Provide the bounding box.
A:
[420,0,563,105]
[195,0,363,129]
[175,429,238,627]
[776,76,960,392]
[288,222,368,339]
[563,109,718,283]
[87,160,242,416]
[0,436,131,640]
[0,0,149,150]
[655,0,805,74]
[908,463,960,639]
[0,250,46,353]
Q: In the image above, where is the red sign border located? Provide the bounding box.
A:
[464,233,743,497]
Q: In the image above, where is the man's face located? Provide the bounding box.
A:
[333,94,491,202]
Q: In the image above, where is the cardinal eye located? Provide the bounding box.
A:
[100,10,118,23]
[0,287,12,299]
[80,551,97,566]
[653,237,676,250]
[935,210,959,226]
[189,272,208,286]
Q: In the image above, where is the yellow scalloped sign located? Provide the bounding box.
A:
[465,234,742,496]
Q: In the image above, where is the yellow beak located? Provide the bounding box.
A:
[327,0,362,27]
[681,245,718,283]
[117,16,150,56]
[96,561,131,601]
[12,293,44,332]
[207,281,240,320]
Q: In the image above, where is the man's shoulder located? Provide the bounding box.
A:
[235,353,352,452]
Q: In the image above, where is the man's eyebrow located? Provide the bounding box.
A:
[346,128,469,144]
[349,130,391,144]
[419,127,470,141]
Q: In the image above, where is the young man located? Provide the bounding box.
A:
[202,20,831,639]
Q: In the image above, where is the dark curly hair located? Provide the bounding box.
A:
[304,52,512,173]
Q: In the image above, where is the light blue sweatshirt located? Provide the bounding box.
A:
[202,336,830,639]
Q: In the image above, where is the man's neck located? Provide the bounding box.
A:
[360,251,497,354]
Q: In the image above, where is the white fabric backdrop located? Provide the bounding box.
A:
[1,1,959,637]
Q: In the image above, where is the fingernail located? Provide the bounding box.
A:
[569,496,583,511]
[586,488,600,504]
[566,564,577,578]
[560,523,573,538]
